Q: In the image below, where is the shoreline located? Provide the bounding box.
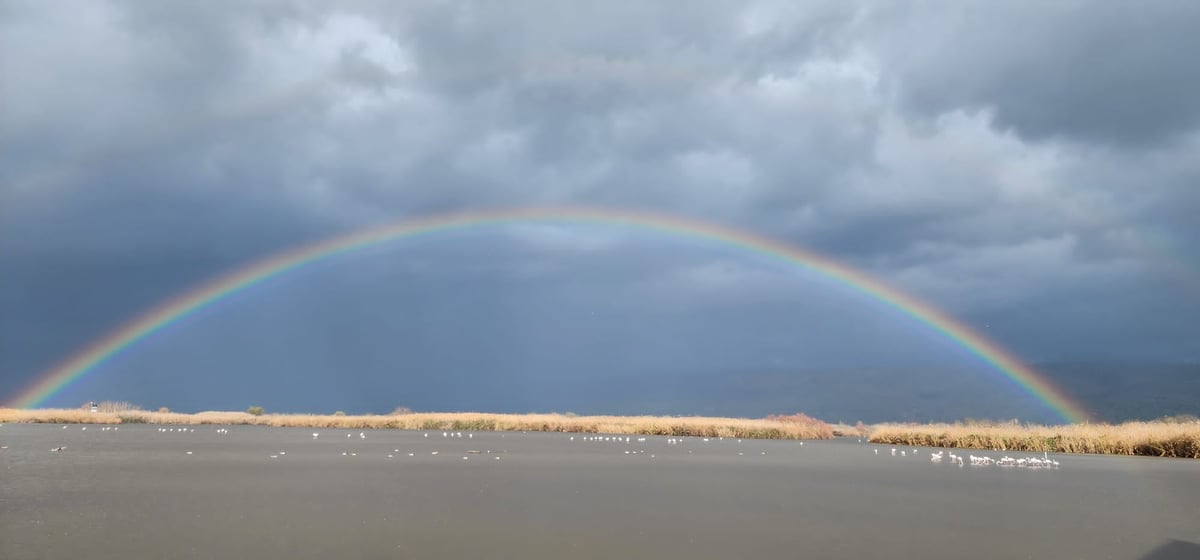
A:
[869,421,1200,459]
[0,408,833,440]
[3,408,1198,457]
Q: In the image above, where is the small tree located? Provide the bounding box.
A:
[334,410,346,416]
[390,406,413,416]
[246,406,265,416]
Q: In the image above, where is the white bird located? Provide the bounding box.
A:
[313,433,319,438]
[891,448,897,456]
[359,432,366,439]
[875,449,879,455]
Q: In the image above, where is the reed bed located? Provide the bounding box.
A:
[870,421,1200,458]
[0,408,834,440]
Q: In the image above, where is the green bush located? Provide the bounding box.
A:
[334,410,346,416]
[246,406,265,416]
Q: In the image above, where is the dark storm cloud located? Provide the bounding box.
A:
[866,1,1200,148]
[2,1,1197,413]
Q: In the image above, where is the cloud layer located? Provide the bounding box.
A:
[2,1,1197,415]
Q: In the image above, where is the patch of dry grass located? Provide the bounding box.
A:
[0,409,833,440]
[869,421,1200,458]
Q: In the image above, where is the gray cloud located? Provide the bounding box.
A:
[865,1,1200,147]
[2,1,1197,414]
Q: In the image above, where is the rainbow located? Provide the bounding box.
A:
[3,206,1091,422]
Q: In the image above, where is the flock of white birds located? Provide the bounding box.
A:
[11,424,1060,471]
[878,445,1062,469]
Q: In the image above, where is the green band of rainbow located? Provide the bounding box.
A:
[4,206,1091,422]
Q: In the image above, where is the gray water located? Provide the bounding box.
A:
[2,423,1198,559]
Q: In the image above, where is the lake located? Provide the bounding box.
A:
[2,424,1197,559]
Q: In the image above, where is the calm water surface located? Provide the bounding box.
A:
[2,423,1198,559]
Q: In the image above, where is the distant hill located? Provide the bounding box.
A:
[563,362,1200,424]
[1037,362,1200,423]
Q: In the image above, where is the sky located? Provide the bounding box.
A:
[1,1,1198,419]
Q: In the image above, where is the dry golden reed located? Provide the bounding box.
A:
[869,421,1200,459]
[0,408,834,440]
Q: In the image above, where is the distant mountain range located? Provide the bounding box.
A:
[561,362,1200,424]
[1038,362,1200,423]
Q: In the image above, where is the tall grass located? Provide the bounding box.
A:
[870,421,1200,458]
[0,409,833,440]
